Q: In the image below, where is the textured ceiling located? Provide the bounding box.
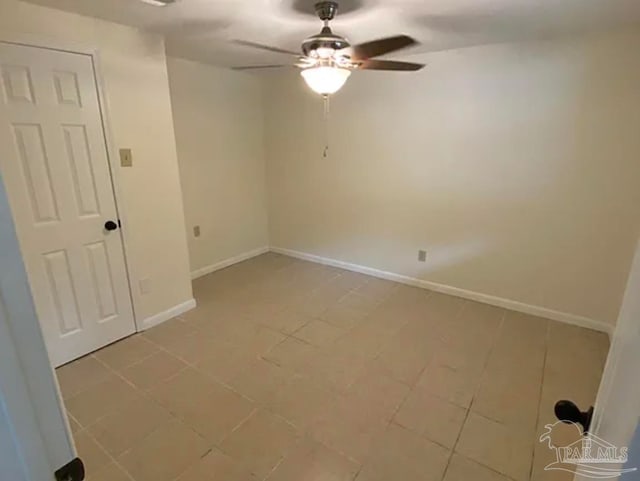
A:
[23,0,640,67]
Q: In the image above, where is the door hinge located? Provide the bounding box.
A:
[54,457,84,481]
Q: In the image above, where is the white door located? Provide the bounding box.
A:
[591,239,640,451]
[0,174,75,481]
[0,42,135,367]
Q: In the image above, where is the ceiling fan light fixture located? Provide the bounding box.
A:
[301,65,351,95]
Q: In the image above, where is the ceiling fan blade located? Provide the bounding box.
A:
[231,65,291,71]
[339,35,418,61]
[357,59,425,71]
[232,40,300,57]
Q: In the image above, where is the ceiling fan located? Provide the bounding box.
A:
[232,1,425,96]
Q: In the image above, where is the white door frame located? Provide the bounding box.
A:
[0,33,142,333]
[0,172,75,480]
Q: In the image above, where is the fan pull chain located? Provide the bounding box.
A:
[323,94,330,158]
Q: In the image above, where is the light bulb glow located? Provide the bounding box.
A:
[301,66,351,95]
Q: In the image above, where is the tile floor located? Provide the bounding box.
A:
[56,253,610,481]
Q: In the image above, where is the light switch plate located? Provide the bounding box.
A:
[119,148,133,167]
[193,225,201,237]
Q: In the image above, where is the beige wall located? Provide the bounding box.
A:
[264,30,640,326]
[0,0,194,323]
[167,58,269,276]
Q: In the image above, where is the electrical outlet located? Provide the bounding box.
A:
[418,250,427,262]
[193,225,201,237]
[139,278,152,295]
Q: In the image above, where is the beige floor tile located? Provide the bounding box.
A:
[293,319,346,348]
[233,324,288,356]
[430,344,489,378]
[120,350,186,390]
[160,331,222,365]
[330,324,392,360]
[355,278,397,300]
[456,413,533,481]
[484,342,546,380]
[319,304,369,330]
[195,341,257,384]
[150,368,254,443]
[291,291,336,317]
[444,453,513,481]
[56,356,112,400]
[337,292,380,313]
[371,342,432,386]
[269,437,360,481]
[472,369,541,432]
[89,462,131,481]
[495,312,548,354]
[425,292,465,319]
[118,419,209,481]
[394,391,467,448]
[176,449,257,481]
[357,423,450,481]
[267,374,336,429]
[259,308,313,334]
[219,409,301,479]
[457,301,504,333]
[203,321,287,357]
[88,396,172,456]
[143,317,196,347]
[74,431,111,477]
[65,374,140,426]
[330,272,370,291]
[263,337,320,371]
[346,367,410,420]
[303,349,369,393]
[308,394,390,463]
[94,335,159,371]
[547,321,609,365]
[228,358,293,404]
[415,358,480,409]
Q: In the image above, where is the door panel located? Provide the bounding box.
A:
[0,42,135,367]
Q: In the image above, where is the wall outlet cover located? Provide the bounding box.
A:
[418,250,427,262]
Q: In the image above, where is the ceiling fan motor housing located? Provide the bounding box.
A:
[302,27,350,56]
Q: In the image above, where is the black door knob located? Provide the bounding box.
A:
[104,220,118,231]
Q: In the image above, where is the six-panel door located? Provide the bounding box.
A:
[0,42,136,367]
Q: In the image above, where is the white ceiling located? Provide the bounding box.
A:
[24,0,640,67]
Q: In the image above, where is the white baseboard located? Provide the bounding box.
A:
[191,246,270,280]
[139,298,197,331]
[270,246,614,336]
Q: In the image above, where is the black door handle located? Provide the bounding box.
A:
[104,220,119,231]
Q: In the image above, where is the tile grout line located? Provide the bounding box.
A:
[442,307,508,481]
[528,319,552,481]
